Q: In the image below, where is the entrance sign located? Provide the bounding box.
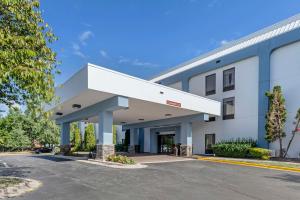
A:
[166,100,181,108]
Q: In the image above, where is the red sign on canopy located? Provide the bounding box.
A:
[166,100,181,108]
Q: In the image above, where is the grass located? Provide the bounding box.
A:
[0,177,23,189]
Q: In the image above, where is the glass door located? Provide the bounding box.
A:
[158,134,175,154]
[205,134,215,154]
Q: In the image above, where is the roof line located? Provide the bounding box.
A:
[150,13,300,82]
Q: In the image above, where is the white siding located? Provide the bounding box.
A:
[270,41,300,158]
[189,57,259,154]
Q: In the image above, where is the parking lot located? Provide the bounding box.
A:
[0,155,299,200]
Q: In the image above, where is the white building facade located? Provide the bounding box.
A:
[150,14,300,158]
[51,14,300,159]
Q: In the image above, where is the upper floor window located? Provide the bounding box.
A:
[205,74,216,96]
[223,68,235,91]
[223,97,235,120]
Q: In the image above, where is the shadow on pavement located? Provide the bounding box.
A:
[264,173,300,184]
[30,155,74,162]
[0,166,32,178]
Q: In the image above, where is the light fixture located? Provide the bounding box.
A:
[72,104,81,109]
[138,118,144,121]
[56,112,63,116]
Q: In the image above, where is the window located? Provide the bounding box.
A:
[205,74,216,96]
[223,97,235,120]
[205,116,216,122]
[223,68,235,91]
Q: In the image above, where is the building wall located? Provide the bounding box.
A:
[270,40,300,158]
[168,81,182,90]
[186,56,259,154]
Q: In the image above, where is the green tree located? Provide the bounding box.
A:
[265,86,287,158]
[0,106,59,151]
[0,107,30,151]
[0,0,58,107]
[37,117,59,147]
[84,123,95,151]
[71,123,81,151]
[113,125,117,145]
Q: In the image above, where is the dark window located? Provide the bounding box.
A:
[223,68,235,91]
[205,74,216,96]
[205,116,216,122]
[223,97,235,120]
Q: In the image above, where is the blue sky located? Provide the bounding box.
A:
[40,0,300,85]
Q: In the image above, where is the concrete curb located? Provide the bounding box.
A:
[0,177,42,199]
[54,155,148,169]
[197,156,300,173]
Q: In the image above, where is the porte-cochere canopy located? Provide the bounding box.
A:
[46,63,221,159]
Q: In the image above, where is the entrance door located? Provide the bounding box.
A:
[205,134,215,154]
[157,134,175,154]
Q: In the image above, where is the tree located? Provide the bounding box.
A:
[0,106,59,151]
[284,108,300,158]
[84,123,96,151]
[265,86,287,158]
[0,0,58,107]
[0,107,31,151]
[71,123,81,151]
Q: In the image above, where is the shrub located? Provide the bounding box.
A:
[115,144,128,152]
[71,123,81,151]
[212,138,257,158]
[248,148,271,160]
[84,124,96,151]
[212,143,251,158]
[106,155,135,165]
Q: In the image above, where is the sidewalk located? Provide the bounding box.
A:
[196,156,300,173]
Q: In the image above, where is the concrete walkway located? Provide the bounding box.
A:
[129,153,193,164]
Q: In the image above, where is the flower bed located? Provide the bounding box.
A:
[106,155,135,165]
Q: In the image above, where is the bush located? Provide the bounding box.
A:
[212,138,257,158]
[248,148,271,160]
[212,143,252,158]
[106,155,135,165]
[71,123,81,151]
[115,144,128,152]
[84,124,96,151]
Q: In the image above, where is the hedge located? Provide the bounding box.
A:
[248,148,271,160]
[212,143,252,158]
[212,138,271,160]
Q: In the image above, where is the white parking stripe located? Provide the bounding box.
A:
[3,162,9,168]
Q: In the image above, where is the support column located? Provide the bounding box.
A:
[180,122,193,157]
[138,128,144,153]
[128,128,138,154]
[96,111,115,160]
[60,122,71,154]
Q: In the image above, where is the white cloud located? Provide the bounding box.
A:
[100,50,108,58]
[220,40,229,45]
[79,30,94,45]
[72,43,86,58]
[118,56,130,63]
[118,56,159,68]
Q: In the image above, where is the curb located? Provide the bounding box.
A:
[197,157,300,173]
